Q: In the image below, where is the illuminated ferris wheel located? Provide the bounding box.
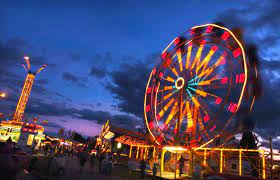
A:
[144,24,248,147]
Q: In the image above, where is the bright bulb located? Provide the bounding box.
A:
[0,93,6,98]
[117,142,122,149]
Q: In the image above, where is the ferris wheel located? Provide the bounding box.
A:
[144,24,249,147]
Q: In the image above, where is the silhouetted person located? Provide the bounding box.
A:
[152,163,157,180]
[140,159,146,179]
[178,155,187,176]
[6,137,12,144]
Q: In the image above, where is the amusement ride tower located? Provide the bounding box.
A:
[13,56,46,122]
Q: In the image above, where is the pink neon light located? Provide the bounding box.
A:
[190,29,195,35]
[215,97,222,105]
[157,114,161,120]
[174,37,180,45]
[161,52,167,59]
[211,45,218,52]
[228,102,237,113]
[149,121,154,129]
[235,73,245,84]
[203,115,210,123]
[221,31,230,41]
[233,48,241,58]
[206,26,213,33]
[221,76,228,84]
[209,125,216,132]
[200,39,206,45]
[152,68,156,75]
[146,105,151,112]
[147,87,152,94]
[221,57,226,65]
[159,72,164,79]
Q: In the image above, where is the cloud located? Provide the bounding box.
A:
[215,0,280,59]
[62,72,88,88]
[106,60,151,117]
[90,66,106,78]
[213,0,280,136]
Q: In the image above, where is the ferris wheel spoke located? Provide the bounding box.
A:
[164,76,175,83]
[164,102,178,125]
[176,50,183,72]
[197,51,227,80]
[157,98,175,120]
[157,90,178,105]
[196,45,218,74]
[190,40,206,71]
[197,108,210,139]
[186,42,193,70]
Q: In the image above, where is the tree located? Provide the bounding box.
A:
[239,128,260,177]
[72,132,86,143]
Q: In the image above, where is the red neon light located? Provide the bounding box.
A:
[215,97,222,105]
[152,68,156,75]
[200,39,206,45]
[206,26,213,33]
[233,48,241,58]
[157,114,161,120]
[148,121,154,129]
[159,72,164,79]
[203,115,210,123]
[190,29,195,35]
[174,37,180,45]
[174,128,177,134]
[221,31,230,41]
[147,87,152,94]
[235,73,245,84]
[221,76,228,84]
[209,125,216,132]
[211,45,218,52]
[221,57,226,65]
[228,103,237,113]
[161,52,167,59]
[146,105,151,112]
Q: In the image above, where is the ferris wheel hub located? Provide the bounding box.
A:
[175,77,185,90]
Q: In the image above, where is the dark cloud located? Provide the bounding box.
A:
[214,0,280,136]
[90,66,106,78]
[106,60,151,117]
[62,72,88,88]
[62,72,79,82]
[216,0,280,58]
[24,100,140,130]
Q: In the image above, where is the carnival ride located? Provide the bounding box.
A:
[144,23,256,148]
[0,57,46,146]
[143,24,267,179]
[14,56,47,122]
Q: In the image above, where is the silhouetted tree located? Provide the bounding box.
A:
[239,129,260,177]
